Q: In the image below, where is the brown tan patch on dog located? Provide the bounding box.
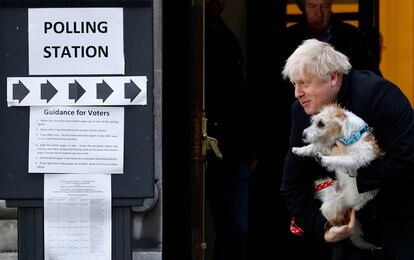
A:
[334,106,348,122]
[364,133,385,158]
[331,140,346,155]
[327,120,342,138]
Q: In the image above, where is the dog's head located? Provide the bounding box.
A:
[303,104,367,147]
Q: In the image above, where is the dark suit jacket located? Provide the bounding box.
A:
[281,70,414,259]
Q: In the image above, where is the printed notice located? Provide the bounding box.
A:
[44,174,111,260]
[29,106,124,174]
[28,8,124,75]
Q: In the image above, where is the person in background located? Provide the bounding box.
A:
[204,0,256,259]
[283,0,381,75]
[281,39,414,259]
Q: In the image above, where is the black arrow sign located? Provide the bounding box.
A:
[13,80,30,103]
[69,80,86,102]
[124,80,141,102]
[41,80,58,103]
[96,80,113,102]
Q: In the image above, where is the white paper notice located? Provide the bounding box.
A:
[28,8,124,75]
[29,106,124,174]
[44,174,111,260]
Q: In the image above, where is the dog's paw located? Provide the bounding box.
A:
[292,147,303,156]
[319,154,328,163]
[292,145,317,157]
[317,153,333,169]
[315,152,323,162]
[319,156,337,171]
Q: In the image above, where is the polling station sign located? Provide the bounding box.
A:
[28,8,124,75]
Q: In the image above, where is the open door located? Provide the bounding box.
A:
[162,0,205,259]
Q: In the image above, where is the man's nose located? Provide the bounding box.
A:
[316,6,323,17]
[295,87,303,98]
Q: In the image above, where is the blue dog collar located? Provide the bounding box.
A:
[338,125,369,145]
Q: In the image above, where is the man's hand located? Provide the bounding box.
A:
[324,208,355,243]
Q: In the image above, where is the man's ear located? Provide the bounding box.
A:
[330,71,338,86]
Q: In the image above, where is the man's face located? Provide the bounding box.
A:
[304,0,333,35]
[206,0,225,17]
[291,71,339,115]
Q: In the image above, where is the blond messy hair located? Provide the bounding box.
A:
[282,39,351,82]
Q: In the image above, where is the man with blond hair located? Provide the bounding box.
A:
[281,39,414,259]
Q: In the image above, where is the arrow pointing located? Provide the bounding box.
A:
[96,80,113,102]
[13,80,30,103]
[124,80,142,102]
[41,80,58,103]
[69,80,86,102]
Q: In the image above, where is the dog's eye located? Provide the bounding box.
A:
[317,121,325,128]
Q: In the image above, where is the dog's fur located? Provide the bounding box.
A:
[292,104,383,250]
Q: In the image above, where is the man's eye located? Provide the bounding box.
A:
[321,4,331,9]
[317,121,325,128]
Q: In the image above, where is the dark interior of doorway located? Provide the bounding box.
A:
[162,1,380,259]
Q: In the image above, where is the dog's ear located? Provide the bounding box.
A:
[335,108,354,138]
[334,108,347,122]
[340,110,367,138]
[340,117,352,138]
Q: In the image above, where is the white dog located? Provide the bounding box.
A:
[292,104,383,250]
